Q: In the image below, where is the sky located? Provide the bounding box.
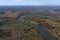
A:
[0,0,60,6]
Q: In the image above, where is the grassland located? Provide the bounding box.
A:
[23,15,60,40]
[0,14,44,40]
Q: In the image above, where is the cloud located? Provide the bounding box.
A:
[0,0,23,5]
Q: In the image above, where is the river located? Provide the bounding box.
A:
[18,15,58,40]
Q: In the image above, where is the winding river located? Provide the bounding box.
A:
[18,15,58,40]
